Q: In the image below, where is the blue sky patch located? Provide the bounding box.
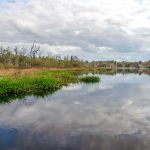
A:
[0,0,16,3]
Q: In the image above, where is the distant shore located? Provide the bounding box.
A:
[0,67,149,76]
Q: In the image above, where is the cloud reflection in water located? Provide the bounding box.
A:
[0,74,150,149]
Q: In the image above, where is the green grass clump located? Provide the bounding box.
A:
[50,71,78,85]
[0,70,79,102]
[37,70,78,85]
[0,70,101,102]
[80,76,100,83]
[0,76,62,98]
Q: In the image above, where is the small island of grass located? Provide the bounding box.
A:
[80,76,100,83]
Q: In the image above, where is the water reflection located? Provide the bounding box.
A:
[0,74,150,149]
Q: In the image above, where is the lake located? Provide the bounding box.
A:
[0,72,150,150]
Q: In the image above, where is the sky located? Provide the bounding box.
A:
[0,0,150,61]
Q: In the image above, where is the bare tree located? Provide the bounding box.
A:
[30,44,40,58]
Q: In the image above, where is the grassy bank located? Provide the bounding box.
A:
[0,76,62,96]
[0,70,100,102]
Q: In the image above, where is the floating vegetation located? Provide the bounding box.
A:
[80,76,100,83]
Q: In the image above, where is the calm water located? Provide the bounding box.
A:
[0,73,150,150]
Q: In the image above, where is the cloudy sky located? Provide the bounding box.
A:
[0,0,150,61]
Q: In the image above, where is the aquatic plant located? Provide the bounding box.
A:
[0,70,101,102]
[51,71,78,85]
[0,75,62,99]
[0,70,80,102]
[80,76,100,83]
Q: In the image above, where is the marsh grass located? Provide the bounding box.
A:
[37,70,79,85]
[80,76,100,83]
[0,70,79,102]
[0,70,101,102]
[0,75,62,99]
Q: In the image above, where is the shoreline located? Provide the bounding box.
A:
[0,69,100,102]
[0,67,149,76]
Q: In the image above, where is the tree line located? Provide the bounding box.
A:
[0,44,87,68]
[0,44,150,69]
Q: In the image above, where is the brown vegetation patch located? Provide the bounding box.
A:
[0,68,64,76]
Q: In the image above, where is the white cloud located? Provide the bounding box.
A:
[0,0,150,60]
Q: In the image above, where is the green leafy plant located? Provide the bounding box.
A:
[80,76,100,83]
